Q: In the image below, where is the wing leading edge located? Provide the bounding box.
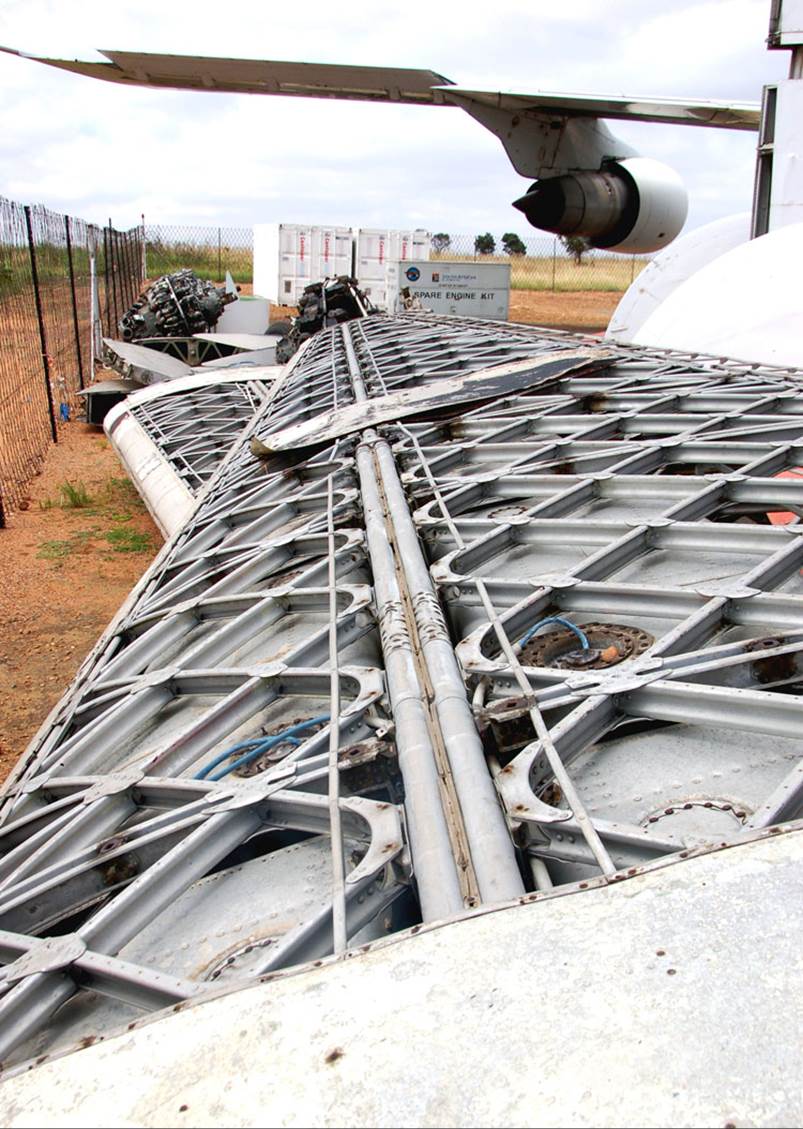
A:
[0,45,759,128]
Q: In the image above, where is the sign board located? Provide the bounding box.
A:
[393,260,511,320]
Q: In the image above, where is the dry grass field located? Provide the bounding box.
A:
[429,251,646,292]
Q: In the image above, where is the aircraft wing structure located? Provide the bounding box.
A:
[0,45,759,126]
[0,45,760,252]
[0,46,455,104]
[0,316,801,1128]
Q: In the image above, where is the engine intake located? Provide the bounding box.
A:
[513,157,688,254]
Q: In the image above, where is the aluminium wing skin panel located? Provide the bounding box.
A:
[440,86,761,129]
[0,46,454,104]
[109,372,274,489]
[0,315,801,1099]
[0,45,758,127]
[104,373,274,535]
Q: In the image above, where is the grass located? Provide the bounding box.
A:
[37,538,77,560]
[38,476,146,521]
[38,525,152,561]
[37,530,95,560]
[145,240,253,285]
[59,480,92,508]
[103,528,152,553]
[104,477,146,508]
[430,252,649,292]
[39,480,93,511]
[36,473,152,562]
[142,245,646,292]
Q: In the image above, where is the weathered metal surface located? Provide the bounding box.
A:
[255,348,610,452]
[193,332,283,350]
[103,339,194,384]
[0,826,798,1127]
[104,371,275,534]
[0,313,801,1108]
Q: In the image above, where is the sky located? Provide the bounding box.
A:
[0,0,790,241]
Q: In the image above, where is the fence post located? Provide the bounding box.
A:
[24,205,58,444]
[120,231,135,310]
[630,254,637,284]
[128,231,139,304]
[64,216,85,390]
[141,213,147,283]
[108,218,121,332]
[102,226,111,336]
[89,241,96,380]
[217,227,222,281]
[551,237,557,292]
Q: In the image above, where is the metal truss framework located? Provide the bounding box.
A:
[124,376,269,493]
[1,313,803,1070]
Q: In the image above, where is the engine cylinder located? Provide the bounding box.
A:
[513,158,688,254]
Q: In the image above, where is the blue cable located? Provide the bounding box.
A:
[194,714,330,782]
[518,616,590,651]
[195,735,303,781]
[193,737,279,781]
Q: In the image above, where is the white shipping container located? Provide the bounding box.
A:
[355,228,430,306]
[360,281,389,309]
[253,223,353,305]
[391,260,511,320]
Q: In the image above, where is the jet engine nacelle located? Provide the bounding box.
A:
[513,157,688,255]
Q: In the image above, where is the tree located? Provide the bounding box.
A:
[559,235,592,265]
[431,232,451,254]
[502,232,526,256]
[474,232,496,255]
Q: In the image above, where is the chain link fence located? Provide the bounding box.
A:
[144,224,650,293]
[430,232,650,291]
[0,197,143,520]
[145,225,253,284]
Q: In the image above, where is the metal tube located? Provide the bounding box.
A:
[342,324,522,905]
[64,216,85,390]
[355,441,464,921]
[89,242,96,380]
[108,221,120,332]
[102,226,111,336]
[374,440,525,904]
[326,474,347,953]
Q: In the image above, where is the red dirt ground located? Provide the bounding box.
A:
[0,424,160,782]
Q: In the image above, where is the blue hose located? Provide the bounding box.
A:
[194,714,330,782]
[518,616,590,651]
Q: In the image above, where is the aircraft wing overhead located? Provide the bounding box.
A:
[0,43,759,253]
[440,87,760,130]
[0,46,455,104]
[0,46,759,127]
